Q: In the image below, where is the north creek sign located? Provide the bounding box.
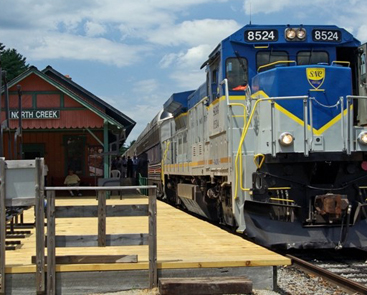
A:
[10,110,60,119]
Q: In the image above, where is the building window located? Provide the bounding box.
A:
[23,143,45,159]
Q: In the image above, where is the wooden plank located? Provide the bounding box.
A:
[149,189,157,288]
[0,158,6,295]
[5,240,21,245]
[158,276,253,295]
[54,234,149,247]
[5,240,22,251]
[31,255,138,264]
[55,206,99,218]
[47,190,56,295]
[107,204,149,216]
[55,204,149,218]
[98,191,106,247]
[35,158,45,294]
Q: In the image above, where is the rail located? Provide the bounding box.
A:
[287,254,367,294]
[45,185,157,295]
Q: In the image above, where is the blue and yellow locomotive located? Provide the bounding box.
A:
[129,24,367,249]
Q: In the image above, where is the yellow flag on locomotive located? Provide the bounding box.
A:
[307,67,325,89]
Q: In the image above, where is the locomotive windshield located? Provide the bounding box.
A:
[226,57,248,90]
[297,51,329,65]
[256,51,288,72]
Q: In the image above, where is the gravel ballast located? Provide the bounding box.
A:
[91,265,350,294]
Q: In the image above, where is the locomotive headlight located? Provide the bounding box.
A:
[358,131,367,145]
[296,28,306,40]
[285,28,296,40]
[279,132,294,146]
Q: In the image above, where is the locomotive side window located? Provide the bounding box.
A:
[226,57,248,90]
[297,51,329,65]
[256,51,288,72]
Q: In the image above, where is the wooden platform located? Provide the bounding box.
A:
[5,194,291,294]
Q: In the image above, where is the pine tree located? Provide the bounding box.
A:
[0,43,29,81]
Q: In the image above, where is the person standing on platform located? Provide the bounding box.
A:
[119,156,127,178]
[132,156,139,178]
[127,156,133,178]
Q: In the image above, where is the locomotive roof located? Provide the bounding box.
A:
[201,24,360,75]
[163,91,194,117]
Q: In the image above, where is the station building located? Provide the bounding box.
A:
[0,66,135,186]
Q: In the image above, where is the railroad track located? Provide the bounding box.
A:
[286,249,367,294]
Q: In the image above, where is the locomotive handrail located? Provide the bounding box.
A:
[234,95,309,199]
[331,61,350,67]
[253,154,265,169]
[220,78,230,105]
[161,141,171,186]
[257,60,296,72]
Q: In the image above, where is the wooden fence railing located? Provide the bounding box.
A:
[0,158,45,295]
[0,157,157,294]
[45,185,157,295]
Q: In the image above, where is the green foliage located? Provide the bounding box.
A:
[119,140,135,154]
[0,42,29,81]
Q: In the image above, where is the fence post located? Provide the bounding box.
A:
[98,191,106,247]
[35,158,45,293]
[47,190,56,295]
[0,158,5,295]
[148,187,157,288]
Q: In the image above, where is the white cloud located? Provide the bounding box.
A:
[147,19,240,47]
[85,21,107,37]
[169,70,205,89]
[22,32,145,67]
[132,79,160,94]
[160,45,211,69]
[356,25,367,43]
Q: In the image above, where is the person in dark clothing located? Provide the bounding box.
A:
[119,156,127,178]
[127,156,133,178]
[111,156,119,170]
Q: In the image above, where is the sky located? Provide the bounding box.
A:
[1,0,367,143]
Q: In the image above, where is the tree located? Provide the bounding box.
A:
[119,140,136,154]
[0,43,29,81]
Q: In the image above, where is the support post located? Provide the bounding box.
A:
[98,191,106,247]
[148,187,157,288]
[0,158,6,295]
[47,190,56,295]
[35,158,45,294]
[103,120,109,179]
